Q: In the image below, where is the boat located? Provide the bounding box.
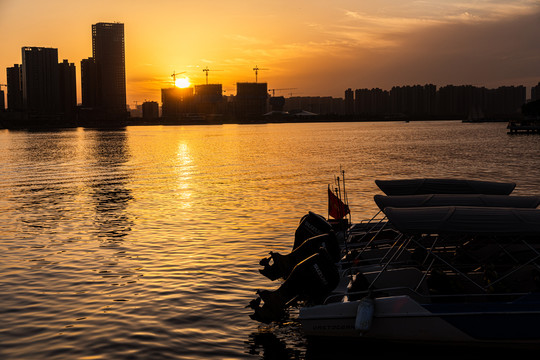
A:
[374,193,540,210]
[300,205,540,346]
[249,177,540,347]
[508,100,540,134]
[374,178,516,196]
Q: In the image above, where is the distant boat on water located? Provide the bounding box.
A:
[507,99,540,134]
[463,107,485,122]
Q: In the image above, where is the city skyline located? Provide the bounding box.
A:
[1,0,539,108]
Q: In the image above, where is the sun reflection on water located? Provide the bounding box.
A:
[174,142,193,210]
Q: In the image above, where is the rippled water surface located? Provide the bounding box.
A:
[1,121,540,359]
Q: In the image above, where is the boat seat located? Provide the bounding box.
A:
[363,267,429,296]
[354,248,412,264]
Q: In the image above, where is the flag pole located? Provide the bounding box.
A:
[341,168,350,224]
[327,184,330,220]
[337,176,342,205]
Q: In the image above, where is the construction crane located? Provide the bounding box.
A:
[171,71,186,83]
[202,67,223,85]
[268,88,297,97]
[252,65,268,83]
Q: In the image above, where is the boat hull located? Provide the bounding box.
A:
[299,295,540,345]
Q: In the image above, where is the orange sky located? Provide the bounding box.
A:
[1,0,539,108]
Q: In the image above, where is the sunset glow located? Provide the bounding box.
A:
[0,0,539,107]
[175,77,191,89]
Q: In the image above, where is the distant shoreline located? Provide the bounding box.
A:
[0,113,515,130]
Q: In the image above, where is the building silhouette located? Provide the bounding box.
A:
[269,96,285,112]
[342,83,527,120]
[58,59,77,120]
[159,82,269,122]
[6,64,23,111]
[389,84,436,117]
[2,18,534,127]
[234,82,267,120]
[4,51,76,125]
[532,82,540,102]
[344,88,354,115]
[355,88,390,117]
[284,96,343,115]
[142,101,159,119]
[194,84,224,114]
[21,47,60,115]
[161,87,195,118]
[80,57,98,108]
[92,22,126,113]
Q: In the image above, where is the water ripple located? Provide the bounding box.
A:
[1,122,540,359]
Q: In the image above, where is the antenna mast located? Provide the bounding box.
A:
[252,65,268,83]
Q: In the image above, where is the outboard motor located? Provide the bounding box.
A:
[294,212,333,249]
[249,247,340,324]
[259,231,340,281]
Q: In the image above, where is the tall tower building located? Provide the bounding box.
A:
[92,22,126,113]
[81,57,98,107]
[58,59,77,119]
[21,47,60,114]
[6,64,23,111]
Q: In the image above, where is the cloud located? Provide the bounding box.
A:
[202,2,539,96]
[340,0,539,32]
[224,34,266,46]
[339,6,540,89]
[441,0,539,20]
[262,4,540,96]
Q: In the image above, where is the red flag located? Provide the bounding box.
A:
[328,186,350,219]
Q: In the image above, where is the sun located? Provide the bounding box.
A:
[175,77,191,88]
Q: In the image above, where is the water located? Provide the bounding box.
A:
[1,121,540,359]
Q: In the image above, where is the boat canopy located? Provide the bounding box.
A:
[384,206,540,235]
[374,194,540,211]
[375,179,516,196]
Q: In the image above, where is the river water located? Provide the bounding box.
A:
[1,121,540,359]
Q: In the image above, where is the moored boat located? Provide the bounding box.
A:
[249,177,540,347]
[375,178,516,196]
[299,205,540,346]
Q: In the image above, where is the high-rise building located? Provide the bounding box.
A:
[58,59,77,119]
[161,87,195,117]
[390,84,437,117]
[0,89,4,111]
[81,57,98,108]
[532,82,540,102]
[354,88,390,116]
[92,22,126,113]
[142,101,159,119]
[6,64,23,111]
[21,47,60,114]
[344,88,354,115]
[235,82,267,120]
[194,84,224,114]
